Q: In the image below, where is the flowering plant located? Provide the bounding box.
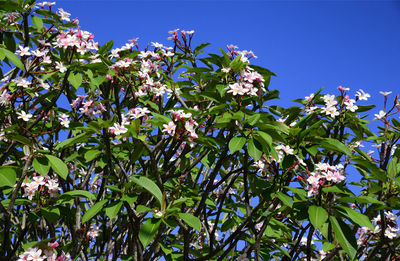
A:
[0,1,400,260]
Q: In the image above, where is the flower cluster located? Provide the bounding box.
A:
[22,175,60,200]
[306,163,346,197]
[53,28,97,55]
[357,211,399,248]
[226,44,257,62]
[162,110,199,141]
[70,96,105,119]
[108,107,151,136]
[18,245,71,261]
[304,87,370,118]
[372,211,399,239]
[58,113,70,128]
[225,67,265,97]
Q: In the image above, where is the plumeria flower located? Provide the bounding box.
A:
[27,247,43,261]
[374,110,386,120]
[32,176,45,186]
[109,123,128,136]
[0,90,11,106]
[17,111,33,122]
[305,93,314,102]
[356,89,370,101]
[55,61,67,73]
[42,55,51,64]
[226,83,245,96]
[323,106,339,118]
[162,121,176,135]
[15,78,32,88]
[344,99,358,112]
[57,8,71,22]
[380,91,392,96]
[87,225,101,239]
[338,85,350,92]
[58,113,70,128]
[38,79,50,90]
[221,67,231,73]
[15,45,31,56]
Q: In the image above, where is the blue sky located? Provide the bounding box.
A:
[56,0,400,113]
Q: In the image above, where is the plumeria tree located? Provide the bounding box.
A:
[1,1,400,260]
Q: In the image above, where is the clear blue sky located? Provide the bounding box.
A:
[56,0,400,113]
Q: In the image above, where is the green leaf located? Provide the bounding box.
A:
[105,201,123,220]
[45,155,69,180]
[323,242,336,252]
[5,133,31,145]
[355,195,384,205]
[228,137,246,154]
[336,206,374,230]
[0,47,24,70]
[121,194,138,205]
[32,16,43,30]
[55,132,93,150]
[40,207,60,224]
[84,150,101,162]
[68,72,83,90]
[139,218,161,248]
[0,166,16,188]
[308,205,328,230]
[177,213,201,232]
[255,130,272,146]
[82,200,107,223]
[276,192,293,208]
[32,157,50,176]
[130,176,163,205]
[318,138,352,156]
[136,205,152,214]
[248,138,263,161]
[194,42,212,54]
[61,190,96,200]
[330,216,357,260]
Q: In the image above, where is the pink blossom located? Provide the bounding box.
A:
[162,121,176,135]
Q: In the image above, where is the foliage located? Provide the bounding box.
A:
[0,1,400,260]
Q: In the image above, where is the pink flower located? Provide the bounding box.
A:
[162,121,176,135]
[48,241,59,249]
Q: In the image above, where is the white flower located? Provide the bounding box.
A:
[58,113,70,128]
[380,91,392,96]
[227,83,245,96]
[17,111,33,122]
[222,67,231,73]
[344,99,358,112]
[0,90,10,106]
[57,8,71,22]
[305,93,314,102]
[356,89,370,101]
[55,61,67,73]
[109,123,128,136]
[162,121,176,135]
[15,45,31,56]
[323,106,339,118]
[87,225,101,239]
[374,110,386,120]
